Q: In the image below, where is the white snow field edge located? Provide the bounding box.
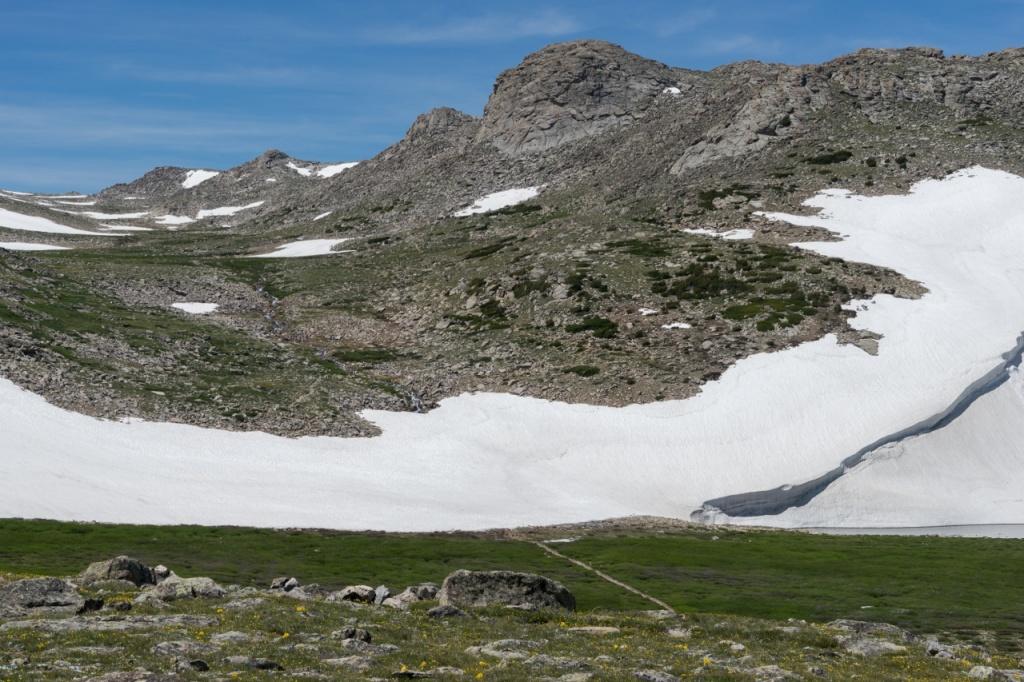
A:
[454,187,540,216]
[248,238,350,258]
[170,302,219,314]
[196,201,264,219]
[0,242,71,252]
[3,168,1024,531]
[0,207,113,236]
[182,169,219,189]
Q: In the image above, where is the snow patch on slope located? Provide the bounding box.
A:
[171,302,219,315]
[196,201,264,219]
[249,238,350,258]
[684,228,754,241]
[454,187,540,216]
[69,210,149,220]
[154,215,195,227]
[0,242,71,252]
[182,169,219,189]
[0,208,112,236]
[286,161,312,177]
[317,162,358,178]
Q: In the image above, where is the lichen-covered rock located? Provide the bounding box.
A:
[150,575,225,601]
[438,569,575,611]
[80,556,156,587]
[0,577,84,616]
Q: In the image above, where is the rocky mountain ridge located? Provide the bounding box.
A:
[1,39,1023,439]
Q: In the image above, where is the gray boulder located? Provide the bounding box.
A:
[382,583,439,610]
[427,604,468,619]
[151,574,225,601]
[438,570,575,611]
[0,577,84,616]
[80,556,156,587]
[634,671,680,682]
[331,585,376,603]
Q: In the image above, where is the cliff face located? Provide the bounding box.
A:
[474,40,689,155]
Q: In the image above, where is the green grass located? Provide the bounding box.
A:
[565,316,618,338]
[3,519,1024,636]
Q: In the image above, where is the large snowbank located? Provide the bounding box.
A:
[2,168,1024,531]
[0,207,111,236]
[249,238,349,258]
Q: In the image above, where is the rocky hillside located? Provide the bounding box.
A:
[2,554,1018,681]
[1,40,1023,437]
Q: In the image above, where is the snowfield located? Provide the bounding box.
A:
[171,302,219,315]
[182,169,219,189]
[154,215,195,226]
[454,187,541,216]
[70,210,149,220]
[0,207,112,236]
[317,162,358,178]
[684,228,754,240]
[3,168,1024,531]
[249,238,350,258]
[0,241,70,251]
[196,201,264,219]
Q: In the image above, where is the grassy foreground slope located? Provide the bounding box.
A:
[2,519,1023,637]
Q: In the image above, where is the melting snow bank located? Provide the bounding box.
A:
[154,215,195,227]
[0,242,71,252]
[182,169,219,188]
[701,332,1024,524]
[684,228,754,240]
[170,302,219,315]
[454,187,540,216]
[318,162,358,178]
[0,207,112,236]
[196,201,264,219]
[4,168,1024,532]
[248,238,350,258]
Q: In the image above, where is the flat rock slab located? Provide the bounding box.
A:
[0,614,217,633]
[567,626,620,635]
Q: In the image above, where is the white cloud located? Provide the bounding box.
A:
[654,7,716,37]
[696,34,783,57]
[365,9,581,45]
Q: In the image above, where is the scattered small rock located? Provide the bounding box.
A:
[224,655,284,671]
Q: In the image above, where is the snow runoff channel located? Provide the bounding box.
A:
[2,168,1024,531]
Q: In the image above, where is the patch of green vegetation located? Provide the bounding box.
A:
[4,519,1024,635]
[805,150,853,165]
[563,364,600,377]
[494,202,542,216]
[659,264,751,300]
[333,348,400,363]
[605,239,669,258]
[565,316,618,338]
[463,237,516,260]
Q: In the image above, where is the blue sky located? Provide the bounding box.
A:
[2,0,1022,192]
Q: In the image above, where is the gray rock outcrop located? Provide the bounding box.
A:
[438,569,575,611]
